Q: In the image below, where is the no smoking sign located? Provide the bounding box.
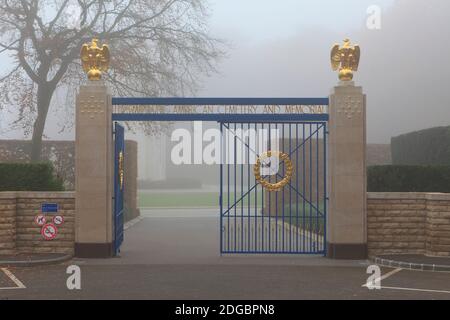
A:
[41,223,58,241]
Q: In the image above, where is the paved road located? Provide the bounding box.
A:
[1,209,450,300]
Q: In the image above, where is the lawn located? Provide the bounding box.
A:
[138,192,218,208]
[138,190,264,208]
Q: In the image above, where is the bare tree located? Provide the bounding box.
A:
[0,0,222,161]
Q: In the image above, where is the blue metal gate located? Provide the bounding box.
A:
[111,97,328,256]
[113,122,125,256]
[219,121,327,254]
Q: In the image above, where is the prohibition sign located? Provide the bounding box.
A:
[53,215,64,226]
[41,223,58,241]
[34,214,46,226]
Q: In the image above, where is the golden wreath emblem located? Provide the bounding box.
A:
[118,151,124,190]
[253,151,294,192]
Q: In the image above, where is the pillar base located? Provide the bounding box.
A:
[74,243,114,258]
[327,243,367,260]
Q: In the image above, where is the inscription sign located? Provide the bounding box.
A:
[113,104,327,115]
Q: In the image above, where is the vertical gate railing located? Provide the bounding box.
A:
[220,121,327,254]
[111,97,328,256]
[113,122,125,256]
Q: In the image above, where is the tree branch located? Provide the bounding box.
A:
[0,39,19,53]
[17,36,41,83]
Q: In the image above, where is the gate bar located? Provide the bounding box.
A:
[112,97,329,106]
[112,113,329,122]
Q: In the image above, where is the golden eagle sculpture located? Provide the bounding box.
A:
[330,39,360,81]
[80,38,110,81]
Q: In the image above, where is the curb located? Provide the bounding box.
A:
[0,254,73,268]
[374,256,450,272]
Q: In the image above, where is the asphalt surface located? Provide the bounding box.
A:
[1,208,450,300]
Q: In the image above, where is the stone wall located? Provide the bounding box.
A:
[367,193,450,257]
[0,192,75,256]
[3,190,449,258]
[0,194,16,255]
[426,194,450,256]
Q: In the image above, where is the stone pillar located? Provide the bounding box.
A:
[327,81,367,259]
[75,82,113,258]
[124,140,139,222]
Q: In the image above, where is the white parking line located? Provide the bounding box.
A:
[0,268,26,290]
[377,286,450,294]
[362,267,450,294]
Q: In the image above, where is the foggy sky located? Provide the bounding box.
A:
[199,0,450,143]
[1,0,449,144]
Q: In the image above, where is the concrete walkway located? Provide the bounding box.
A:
[81,208,364,267]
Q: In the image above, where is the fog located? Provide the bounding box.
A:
[1,0,449,144]
[199,0,450,143]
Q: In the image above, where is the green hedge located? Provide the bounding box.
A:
[0,162,65,191]
[391,126,450,165]
[368,165,450,193]
[283,203,325,235]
